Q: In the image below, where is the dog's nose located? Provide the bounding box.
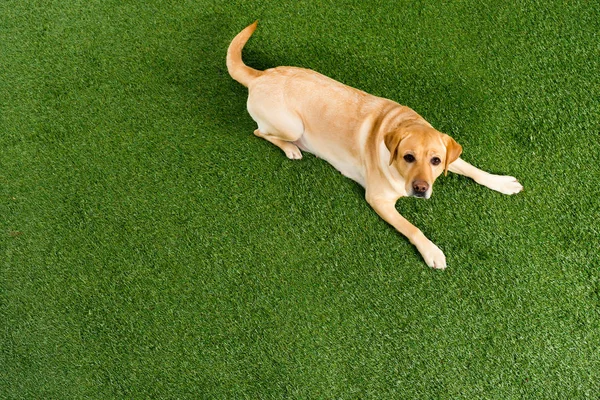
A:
[412,180,429,196]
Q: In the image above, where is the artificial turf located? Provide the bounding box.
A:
[2,0,599,398]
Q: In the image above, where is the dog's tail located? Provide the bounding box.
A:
[227,21,263,87]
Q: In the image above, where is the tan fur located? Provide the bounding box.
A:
[227,21,262,87]
[227,22,523,269]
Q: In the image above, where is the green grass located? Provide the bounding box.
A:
[2,0,599,398]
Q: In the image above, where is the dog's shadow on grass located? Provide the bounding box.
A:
[188,14,484,139]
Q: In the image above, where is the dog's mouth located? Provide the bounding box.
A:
[411,191,431,199]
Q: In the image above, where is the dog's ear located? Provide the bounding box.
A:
[441,134,462,176]
[384,128,410,166]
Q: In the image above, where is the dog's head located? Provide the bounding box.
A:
[384,122,462,199]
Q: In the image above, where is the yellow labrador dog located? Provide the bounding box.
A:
[227,22,523,269]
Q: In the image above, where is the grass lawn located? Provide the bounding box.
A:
[2,0,599,398]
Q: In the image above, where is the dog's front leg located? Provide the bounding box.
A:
[367,196,447,269]
[449,158,523,195]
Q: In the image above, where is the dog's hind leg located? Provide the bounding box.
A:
[247,92,305,160]
[449,158,523,195]
[254,129,302,159]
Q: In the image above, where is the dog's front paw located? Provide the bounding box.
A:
[481,174,523,195]
[417,239,447,270]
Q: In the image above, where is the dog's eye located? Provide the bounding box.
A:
[431,157,441,166]
[403,154,415,163]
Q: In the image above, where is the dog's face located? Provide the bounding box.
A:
[385,123,462,199]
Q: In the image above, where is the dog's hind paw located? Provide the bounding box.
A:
[284,144,302,160]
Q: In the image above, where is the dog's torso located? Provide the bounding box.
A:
[248,66,422,194]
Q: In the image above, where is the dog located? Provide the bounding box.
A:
[227,21,523,269]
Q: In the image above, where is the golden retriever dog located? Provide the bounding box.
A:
[227,22,523,269]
